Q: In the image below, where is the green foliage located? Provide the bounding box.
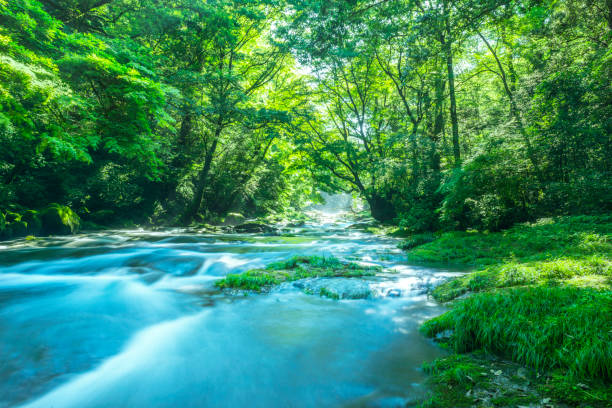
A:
[423,287,612,381]
[40,203,80,234]
[418,352,612,408]
[0,203,80,239]
[406,215,611,266]
[397,233,436,250]
[215,255,379,292]
[419,215,612,406]
[1,0,611,235]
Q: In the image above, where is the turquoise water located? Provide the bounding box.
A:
[0,218,458,407]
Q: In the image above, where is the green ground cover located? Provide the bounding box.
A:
[402,216,612,407]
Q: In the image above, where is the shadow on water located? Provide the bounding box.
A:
[0,214,458,407]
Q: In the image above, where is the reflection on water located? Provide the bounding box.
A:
[0,213,458,407]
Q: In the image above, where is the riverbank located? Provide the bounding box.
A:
[401,215,611,407]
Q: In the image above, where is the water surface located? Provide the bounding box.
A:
[0,216,458,407]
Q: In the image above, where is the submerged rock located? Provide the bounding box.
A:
[386,288,402,297]
[294,277,374,299]
[233,222,277,234]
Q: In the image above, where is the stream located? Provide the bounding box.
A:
[0,213,460,407]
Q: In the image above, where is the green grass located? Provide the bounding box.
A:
[398,232,437,250]
[215,255,380,292]
[402,215,612,302]
[406,216,612,407]
[406,215,611,265]
[422,287,612,380]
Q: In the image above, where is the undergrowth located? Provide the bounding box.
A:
[407,216,612,407]
[405,215,612,302]
[422,287,612,381]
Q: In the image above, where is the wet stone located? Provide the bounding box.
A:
[294,277,374,299]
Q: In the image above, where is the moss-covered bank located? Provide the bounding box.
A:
[401,216,612,407]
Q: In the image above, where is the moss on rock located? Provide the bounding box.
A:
[215,255,380,295]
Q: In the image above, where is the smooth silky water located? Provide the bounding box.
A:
[0,213,460,407]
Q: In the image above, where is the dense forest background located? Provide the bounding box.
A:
[1,0,610,236]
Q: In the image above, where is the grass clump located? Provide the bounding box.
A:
[401,215,612,302]
[422,287,612,380]
[215,255,380,292]
[414,216,612,406]
[398,233,436,250]
[406,215,611,267]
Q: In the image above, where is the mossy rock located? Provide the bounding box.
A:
[216,256,380,294]
[234,222,277,234]
[222,213,246,226]
[40,204,80,235]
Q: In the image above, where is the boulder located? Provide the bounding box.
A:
[222,213,246,226]
[40,204,80,235]
[294,278,373,300]
[234,222,277,234]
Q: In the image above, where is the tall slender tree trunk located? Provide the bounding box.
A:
[431,68,446,173]
[477,30,544,183]
[183,123,222,223]
[443,19,460,167]
[440,1,460,166]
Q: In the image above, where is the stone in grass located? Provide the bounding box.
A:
[294,278,373,299]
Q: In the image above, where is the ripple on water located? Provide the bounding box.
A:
[0,218,455,408]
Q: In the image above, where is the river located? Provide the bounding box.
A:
[0,213,459,407]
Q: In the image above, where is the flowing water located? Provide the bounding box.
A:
[0,213,460,408]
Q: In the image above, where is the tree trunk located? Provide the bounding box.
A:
[183,123,223,224]
[431,69,445,173]
[444,23,460,167]
[172,112,192,168]
[477,30,544,183]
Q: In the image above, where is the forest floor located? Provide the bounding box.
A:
[399,215,612,408]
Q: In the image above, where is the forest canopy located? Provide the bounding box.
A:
[1,0,610,235]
